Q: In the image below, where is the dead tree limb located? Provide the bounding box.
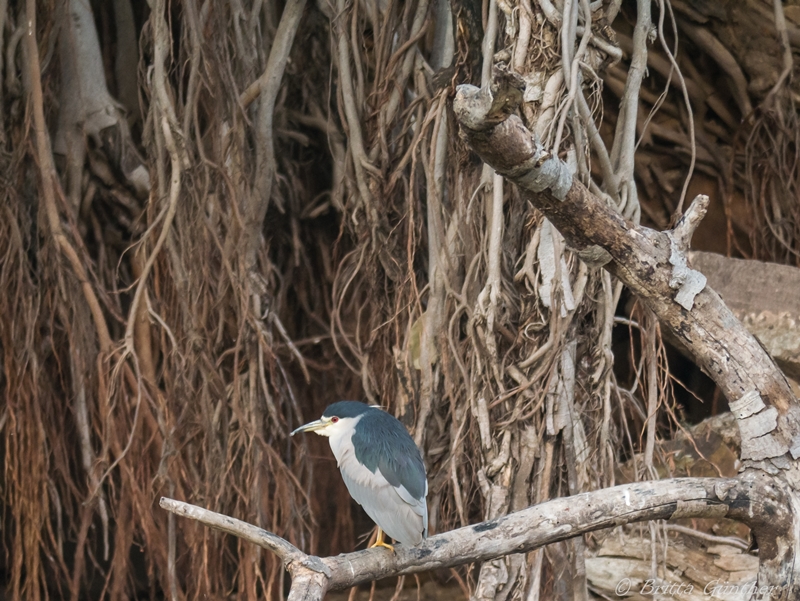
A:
[161,473,791,600]
[452,69,800,463]
[452,67,800,599]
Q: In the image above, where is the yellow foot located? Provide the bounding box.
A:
[370,539,395,553]
[369,528,396,553]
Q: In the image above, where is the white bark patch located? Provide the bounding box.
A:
[789,435,800,459]
[453,85,493,130]
[537,220,574,316]
[738,406,778,440]
[667,234,707,310]
[533,70,563,139]
[537,221,556,311]
[546,345,574,436]
[521,71,546,103]
[741,433,787,461]
[514,141,573,200]
[728,390,765,419]
[545,379,570,435]
[728,390,787,461]
[474,558,508,601]
[474,396,493,451]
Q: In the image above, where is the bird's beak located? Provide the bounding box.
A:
[290,418,328,436]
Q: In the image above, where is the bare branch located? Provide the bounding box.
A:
[162,476,787,600]
[323,478,741,590]
[158,498,309,566]
[453,75,800,464]
[672,194,709,252]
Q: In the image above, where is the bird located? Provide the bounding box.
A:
[291,401,428,551]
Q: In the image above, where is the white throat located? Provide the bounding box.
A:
[326,414,363,465]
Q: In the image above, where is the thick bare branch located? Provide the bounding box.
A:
[452,76,800,468]
[452,74,800,597]
[162,476,792,600]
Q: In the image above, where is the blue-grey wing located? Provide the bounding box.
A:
[338,441,427,545]
[346,408,428,543]
[351,409,428,501]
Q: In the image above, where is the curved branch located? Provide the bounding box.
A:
[452,75,800,597]
[158,498,309,566]
[162,476,791,600]
[452,74,800,467]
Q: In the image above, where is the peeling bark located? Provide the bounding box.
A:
[9,0,800,596]
[453,69,800,454]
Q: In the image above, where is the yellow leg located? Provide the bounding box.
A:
[369,528,395,553]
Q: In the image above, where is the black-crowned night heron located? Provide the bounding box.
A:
[291,401,428,551]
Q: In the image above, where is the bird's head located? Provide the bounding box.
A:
[290,401,370,438]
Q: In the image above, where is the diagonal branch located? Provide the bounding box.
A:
[452,72,800,468]
[161,475,789,600]
[159,498,310,566]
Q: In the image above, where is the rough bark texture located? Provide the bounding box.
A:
[163,468,799,599]
[163,474,776,598]
[454,72,800,464]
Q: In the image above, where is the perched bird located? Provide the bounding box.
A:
[291,401,428,550]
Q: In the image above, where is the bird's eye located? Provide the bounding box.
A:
[331,417,339,423]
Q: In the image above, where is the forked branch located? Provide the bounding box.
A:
[161,475,786,600]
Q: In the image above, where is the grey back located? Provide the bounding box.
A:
[350,407,426,501]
